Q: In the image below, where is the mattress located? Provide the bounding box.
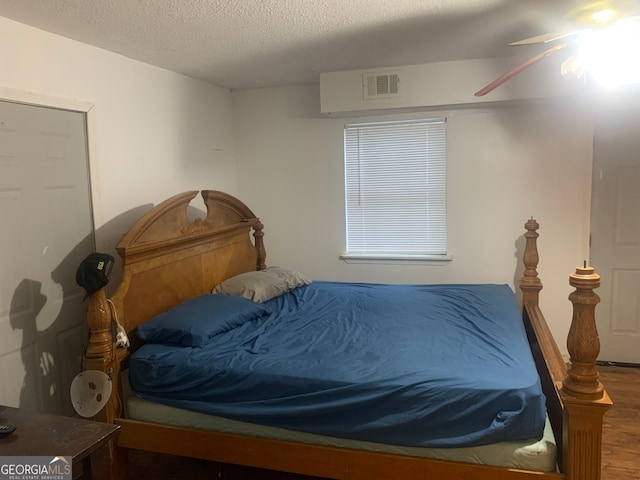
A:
[126,394,557,472]
[129,282,546,448]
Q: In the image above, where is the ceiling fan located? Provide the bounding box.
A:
[475,0,640,96]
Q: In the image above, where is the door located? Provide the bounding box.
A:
[0,100,94,415]
[590,106,640,364]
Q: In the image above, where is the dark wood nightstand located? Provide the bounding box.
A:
[0,405,119,480]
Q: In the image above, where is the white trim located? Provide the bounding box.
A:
[0,87,93,112]
[340,254,453,265]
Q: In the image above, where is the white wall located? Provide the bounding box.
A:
[233,84,595,354]
[0,14,597,358]
[0,16,238,414]
[0,16,237,254]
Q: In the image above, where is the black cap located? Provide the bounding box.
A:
[75,253,114,299]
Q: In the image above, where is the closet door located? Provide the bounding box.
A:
[591,106,640,365]
[0,100,94,415]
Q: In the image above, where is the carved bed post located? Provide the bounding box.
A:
[82,287,120,425]
[253,220,267,270]
[81,287,122,479]
[563,265,604,399]
[520,218,543,306]
[561,264,612,480]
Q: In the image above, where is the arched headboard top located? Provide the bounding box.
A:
[117,190,260,253]
[110,190,266,332]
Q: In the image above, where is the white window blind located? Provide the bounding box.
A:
[344,119,447,257]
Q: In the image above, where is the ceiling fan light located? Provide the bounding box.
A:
[588,59,640,87]
[591,9,617,23]
[578,23,640,87]
[561,54,586,80]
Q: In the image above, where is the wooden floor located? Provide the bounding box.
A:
[125,365,639,480]
[599,365,640,480]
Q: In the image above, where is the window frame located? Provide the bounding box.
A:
[341,118,450,264]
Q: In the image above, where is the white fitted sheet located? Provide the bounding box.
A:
[126,394,557,472]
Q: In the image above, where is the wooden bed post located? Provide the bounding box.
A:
[561,264,612,480]
[253,220,267,270]
[82,287,120,425]
[521,218,543,306]
[519,219,612,480]
[81,287,123,479]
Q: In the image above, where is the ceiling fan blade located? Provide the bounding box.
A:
[474,44,569,97]
[508,31,582,46]
[509,15,640,46]
[619,14,640,22]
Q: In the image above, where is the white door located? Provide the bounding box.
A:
[590,106,640,364]
[0,100,94,415]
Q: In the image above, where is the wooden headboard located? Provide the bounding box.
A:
[109,190,266,335]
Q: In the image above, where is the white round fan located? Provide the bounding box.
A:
[70,370,112,418]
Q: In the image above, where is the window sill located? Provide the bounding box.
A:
[339,254,453,265]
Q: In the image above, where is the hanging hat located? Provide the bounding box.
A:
[75,253,114,299]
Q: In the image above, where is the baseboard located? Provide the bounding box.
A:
[597,360,640,369]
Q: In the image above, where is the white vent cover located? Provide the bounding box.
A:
[363,73,400,100]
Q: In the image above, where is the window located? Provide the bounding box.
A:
[343,118,447,260]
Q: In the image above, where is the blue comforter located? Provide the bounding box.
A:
[129,282,546,447]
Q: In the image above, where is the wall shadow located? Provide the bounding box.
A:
[8,202,155,416]
[513,232,526,307]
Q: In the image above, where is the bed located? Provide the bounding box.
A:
[82,190,612,480]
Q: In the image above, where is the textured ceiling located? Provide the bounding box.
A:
[0,0,585,90]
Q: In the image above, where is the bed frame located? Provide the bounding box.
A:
[83,190,612,480]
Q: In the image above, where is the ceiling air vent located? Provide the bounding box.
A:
[363,73,400,100]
